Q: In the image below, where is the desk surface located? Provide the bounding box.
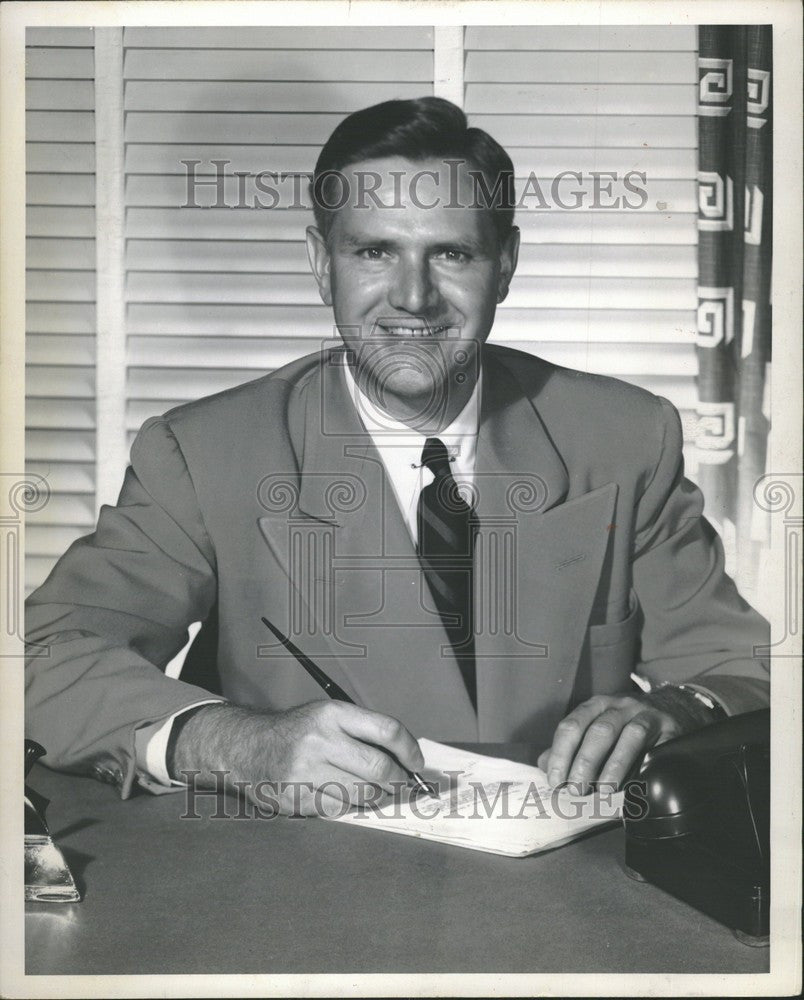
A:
[25,746,769,976]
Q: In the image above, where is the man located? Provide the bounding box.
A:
[25,98,769,815]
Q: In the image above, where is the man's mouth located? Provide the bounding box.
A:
[375,322,451,339]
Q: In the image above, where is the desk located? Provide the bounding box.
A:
[25,746,769,976]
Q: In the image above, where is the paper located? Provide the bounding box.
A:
[329,740,624,857]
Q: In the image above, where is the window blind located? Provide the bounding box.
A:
[123,26,435,442]
[25,26,96,592]
[25,24,701,591]
[465,25,698,430]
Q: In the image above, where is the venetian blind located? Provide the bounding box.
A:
[123,26,435,442]
[25,26,96,592]
[465,25,699,430]
[26,25,701,590]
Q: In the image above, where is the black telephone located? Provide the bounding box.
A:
[623,708,770,944]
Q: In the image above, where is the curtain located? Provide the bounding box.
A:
[696,25,773,606]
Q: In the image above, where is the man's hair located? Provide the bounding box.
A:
[311,96,516,242]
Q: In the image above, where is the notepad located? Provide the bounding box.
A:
[329,739,624,857]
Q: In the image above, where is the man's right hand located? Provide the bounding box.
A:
[168,700,425,816]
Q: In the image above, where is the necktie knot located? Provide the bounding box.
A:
[421,437,453,480]
[421,437,474,514]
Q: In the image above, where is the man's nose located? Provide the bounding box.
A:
[388,257,439,315]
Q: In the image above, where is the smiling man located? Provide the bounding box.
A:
[306,152,516,430]
[25,98,769,814]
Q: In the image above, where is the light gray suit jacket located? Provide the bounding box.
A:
[25,345,770,795]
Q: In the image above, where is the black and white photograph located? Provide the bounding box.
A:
[0,1,801,996]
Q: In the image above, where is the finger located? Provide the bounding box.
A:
[597,710,663,789]
[545,697,617,787]
[325,738,410,792]
[566,707,640,794]
[537,749,550,772]
[332,704,425,774]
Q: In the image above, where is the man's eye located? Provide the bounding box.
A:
[358,247,388,260]
[436,249,471,263]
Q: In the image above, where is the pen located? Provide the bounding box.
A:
[261,616,437,799]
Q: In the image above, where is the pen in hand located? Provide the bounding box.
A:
[261,616,438,800]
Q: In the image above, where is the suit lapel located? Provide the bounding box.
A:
[257,350,477,739]
[473,350,616,741]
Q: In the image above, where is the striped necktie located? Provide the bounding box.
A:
[416,437,477,710]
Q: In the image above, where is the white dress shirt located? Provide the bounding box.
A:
[341,363,482,542]
[136,364,483,790]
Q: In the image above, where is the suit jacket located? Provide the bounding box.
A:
[25,345,770,796]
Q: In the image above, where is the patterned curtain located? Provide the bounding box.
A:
[696,25,772,608]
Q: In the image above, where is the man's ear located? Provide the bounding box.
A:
[496,225,520,304]
[305,226,332,306]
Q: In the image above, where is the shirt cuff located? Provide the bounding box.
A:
[135,700,225,792]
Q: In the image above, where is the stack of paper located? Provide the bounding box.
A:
[330,739,624,857]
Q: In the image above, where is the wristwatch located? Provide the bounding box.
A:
[676,684,729,722]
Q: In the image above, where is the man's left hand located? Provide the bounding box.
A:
[537,694,682,794]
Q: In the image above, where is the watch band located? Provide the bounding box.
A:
[642,682,726,734]
[677,684,729,722]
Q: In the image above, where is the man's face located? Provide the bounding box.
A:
[306,156,519,428]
